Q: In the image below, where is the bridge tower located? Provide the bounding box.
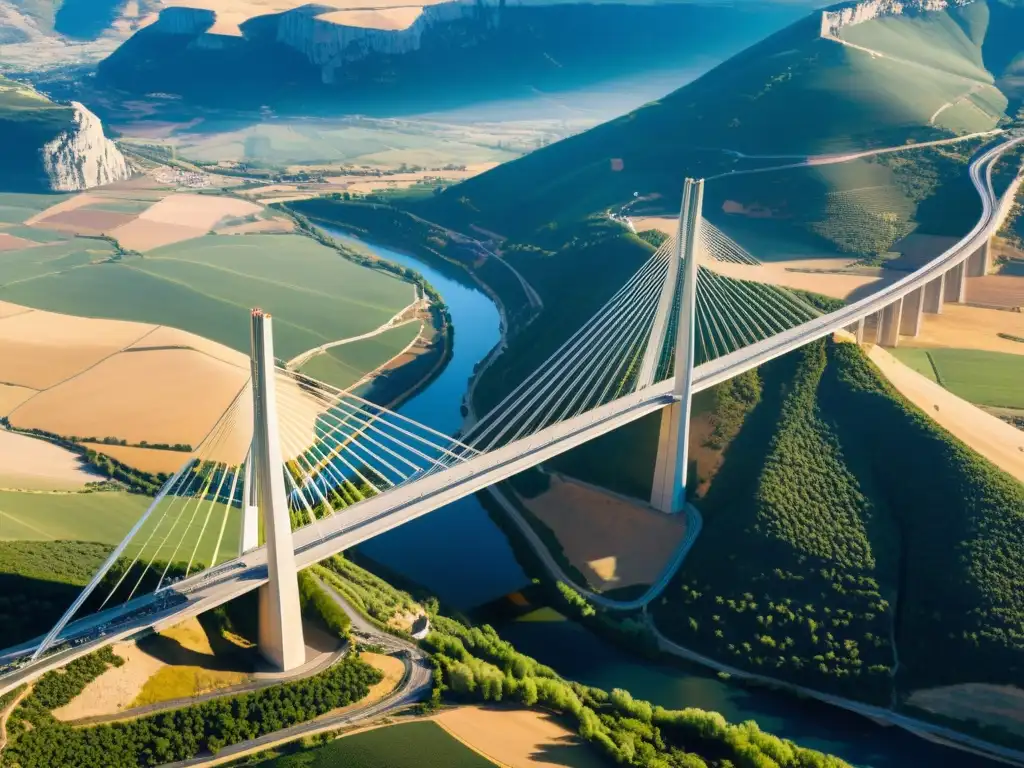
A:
[649,178,703,514]
[248,309,306,671]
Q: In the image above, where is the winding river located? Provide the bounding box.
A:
[323,226,1000,768]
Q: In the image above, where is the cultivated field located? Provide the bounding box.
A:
[298,321,421,391]
[0,384,35,417]
[902,304,1024,356]
[13,347,248,448]
[80,444,192,475]
[965,274,1024,309]
[522,475,687,591]
[0,234,413,362]
[435,706,604,768]
[890,347,1024,409]
[109,194,263,251]
[0,431,99,491]
[259,721,498,768]
[867,346,1024,482]
[0,490,148,544]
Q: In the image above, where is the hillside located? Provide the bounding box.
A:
[93,2,808,114]
[0,75,130,191]
[651,339,1024,743]
[414,0,1024,243]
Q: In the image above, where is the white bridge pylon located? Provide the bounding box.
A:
[648,178,703,514]
[249,309,306,671]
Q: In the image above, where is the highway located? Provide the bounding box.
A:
[1,133,1020,698]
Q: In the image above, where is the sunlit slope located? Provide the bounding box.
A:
[418,2,1023,240]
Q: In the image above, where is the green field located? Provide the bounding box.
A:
[259,722,498,768]
[0,192,73,225]
[0,238,114,287]
[0,489,241,566]
[891,347,1024,408]
[0,233,413,361]
[298,321,421,390]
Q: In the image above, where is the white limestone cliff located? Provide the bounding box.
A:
[41,102,132,191]
[821,0,973,37]
[274,1,491,84]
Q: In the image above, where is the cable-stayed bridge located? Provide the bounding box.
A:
[1,134,1019,692]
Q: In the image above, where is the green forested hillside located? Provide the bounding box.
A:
[653,340,1024,706]
[414,1,1023,244]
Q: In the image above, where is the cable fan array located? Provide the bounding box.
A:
[274,367,477,528]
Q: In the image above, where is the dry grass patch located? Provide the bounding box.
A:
[108,219,208,251]
[966,274,1024,309]
[360,652,406,704]
[867,346,1024,482]
[52,642,165,722]
[522,476,686,591]
[908,684,1024,739]
[704,257,894,301]
[435,705,604,768]
[0,430,98,491]
[903,304,1024,356]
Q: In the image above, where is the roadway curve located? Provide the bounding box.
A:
[164,585,429,768]
[1,134,1020,698]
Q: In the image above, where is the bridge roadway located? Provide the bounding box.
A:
[1,133,1020,696]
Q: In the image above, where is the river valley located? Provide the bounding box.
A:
[321,226,1002,768]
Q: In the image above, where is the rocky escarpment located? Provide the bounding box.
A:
[275,2,489,84]
[820,0,973,36]
[40,102,131,191]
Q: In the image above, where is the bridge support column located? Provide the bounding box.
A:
[879,299,903,347]
[967,239,990,277]
[923,275,944,314]
[944,262,966,304]
[650,178,702,514]
[250,309,306,672]
[900,287,924,338]
[241,443,259,553]
[854,317,865,344]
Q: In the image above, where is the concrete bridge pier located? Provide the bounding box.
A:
[650,178,703,515]
[250,309,306,672]
[967,239,991,277]
[944,261,967,304]
[923,275,945,314]
[878,298,903,347]
[900,287,924,338]
[854,317,865,343]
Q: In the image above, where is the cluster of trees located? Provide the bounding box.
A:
[0,423,166,493]
[637,229,669,248]
[296,570,351,639]
[0,540,113,647]
[658,338,1024,711]
[2,655,382,768]
[658,342,897,703]
[424,616,850,768]
[824,341,1024,693]
[71,436,192,452]
[315,555,421,631]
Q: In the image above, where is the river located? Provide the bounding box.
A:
[323,226,1001,768]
